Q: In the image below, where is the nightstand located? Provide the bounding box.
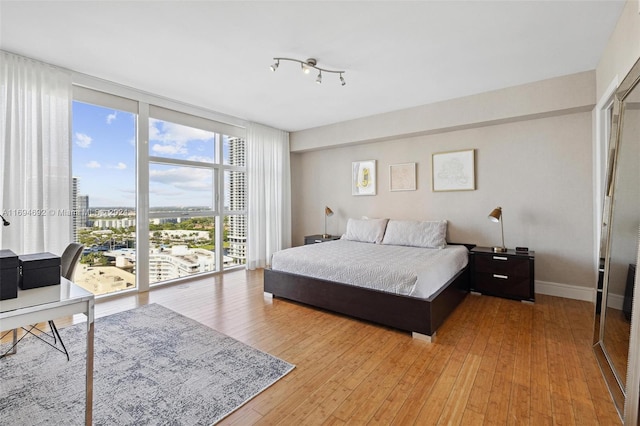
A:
[470,247,535,302]
[304,234,341,245]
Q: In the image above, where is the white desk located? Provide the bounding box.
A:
[0,278,95,425]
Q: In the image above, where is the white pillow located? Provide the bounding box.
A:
[343,218,389,244]
[381,220,448,249]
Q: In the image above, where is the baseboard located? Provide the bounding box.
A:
[535,280,596,303]
[536,280,626,310]
[607,293,624,310]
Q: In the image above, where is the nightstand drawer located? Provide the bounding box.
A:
[470,247,535,302]
[473,254,530,277]
[474,272,531,299]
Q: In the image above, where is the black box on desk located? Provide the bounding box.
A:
[0,249,19,300]
[19,252,61,290]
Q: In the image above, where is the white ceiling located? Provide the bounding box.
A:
[0,1,626,132]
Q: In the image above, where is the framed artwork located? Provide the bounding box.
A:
[352,160,376,195]
[432,149,475,191]
[389,163,416,191]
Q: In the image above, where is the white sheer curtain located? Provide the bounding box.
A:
[246,122,291,269]
[0,51,72,255]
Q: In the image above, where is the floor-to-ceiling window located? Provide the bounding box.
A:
[223,135,247,268]
[71,87,246,295]
[147,109,218,284]
[71,89,138,296]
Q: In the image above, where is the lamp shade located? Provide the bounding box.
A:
[488,207,502,222]
[325,206,334,217]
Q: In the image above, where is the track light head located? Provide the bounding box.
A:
[316,71,322,84]
[301,58,316,74]
[340,73,346,86]
[270,60,279,72]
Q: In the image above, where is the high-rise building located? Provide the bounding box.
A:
[77,195,89,227]
[72,177,79,242]
[72,177,89,242]
[226,137,246,264]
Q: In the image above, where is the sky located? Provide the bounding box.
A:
[72,101,235,209]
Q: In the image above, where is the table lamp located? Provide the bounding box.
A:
[323,206,334,238]
[488,207,507,252]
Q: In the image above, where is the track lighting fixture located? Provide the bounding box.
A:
[270,57,346,86]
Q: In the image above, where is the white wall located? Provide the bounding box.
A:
[291,71,594,152]
[291,109,594,291]
[596,0,640,100]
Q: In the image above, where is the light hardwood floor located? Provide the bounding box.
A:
[10,269,622,425]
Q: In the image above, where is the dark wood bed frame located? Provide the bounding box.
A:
[263,243,474,342]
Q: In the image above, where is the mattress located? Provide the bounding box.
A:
[270,239,469,299]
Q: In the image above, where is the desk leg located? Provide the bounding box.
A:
[11,329,17,355]
[85,299,95,426]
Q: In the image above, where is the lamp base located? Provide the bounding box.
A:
[492,246,507,253]
[322,234,331,239]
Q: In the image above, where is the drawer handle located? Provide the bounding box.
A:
[493,274,509,279]
[493,256,508,261]
[314,240,322,243]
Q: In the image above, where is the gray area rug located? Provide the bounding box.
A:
[0,303,294,425]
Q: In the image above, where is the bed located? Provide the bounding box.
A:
[264,218,474,342]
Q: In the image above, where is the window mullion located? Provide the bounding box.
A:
[137,102,150,292]
[215,134,224,271]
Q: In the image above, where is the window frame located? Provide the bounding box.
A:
[72,80,247,294]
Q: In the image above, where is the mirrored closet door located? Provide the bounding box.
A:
[593,56,640,425]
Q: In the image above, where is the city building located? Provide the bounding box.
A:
[77,195,89,228]
[72,177,78,242]
[93,218,135,230]
[72,177,89,242]
[226,137,247,264]
[149,245,215,283]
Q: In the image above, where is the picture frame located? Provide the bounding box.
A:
[352,160,376,196]
[432,149,475,191]
[389,163,416,191]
